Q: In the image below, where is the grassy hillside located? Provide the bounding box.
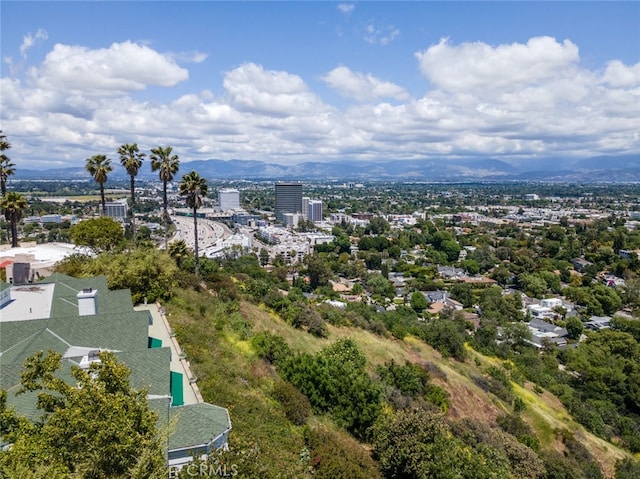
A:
[165,287,633,478]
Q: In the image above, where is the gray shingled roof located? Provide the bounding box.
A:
[0,274,231,455]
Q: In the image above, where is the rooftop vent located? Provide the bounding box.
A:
[77,288,98,316]
[79,349,102,369]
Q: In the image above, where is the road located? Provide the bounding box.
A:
[169,215,231,251]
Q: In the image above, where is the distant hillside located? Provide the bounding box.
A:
[574,155,639,170]
[13,154,640,182]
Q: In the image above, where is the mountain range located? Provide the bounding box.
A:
[13,154,639,182]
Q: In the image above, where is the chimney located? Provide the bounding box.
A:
[77,288,98,316]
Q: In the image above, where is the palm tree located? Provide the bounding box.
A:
[150,146,180,249]
[118,143,145,237]
[0,130,15,197]
[85,154,113,215]
[1,192,27,247]
[168,239,190,268]
[179,171,208,277]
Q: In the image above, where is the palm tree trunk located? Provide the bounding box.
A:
[1,176,6,242]
[163,181,169,251]
[163,181,168,216]
[193,206,199,277]
[100,183,106,215]
[10,219,18,247]
[130,175,136,238]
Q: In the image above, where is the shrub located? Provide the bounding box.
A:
[425,384,450,413]
[272,380,311,426]
[305,427,382,479]
[376,360,430,399]
[251,332,291,365]
[615,458,640,479]
[280,340,382,439]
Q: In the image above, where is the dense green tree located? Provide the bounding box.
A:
[0,351,165,478]
[69,216,124,253]
[423,316,468,360]
[367,216,390,235]
[179,171,208,276]
[251,331,291,365]
[55,247,178,304]
[564,329,640,446]
[450,283,474,308]
[565,316,584,340]
[281,339,381,439]
[591,284,623,315]
[612,316,640,342]
[1,191,27,247]
[518,273,548,298]
[366,273,396,299]
[306,253,332,289]
[85,154,113,215]
[410,291,428,312]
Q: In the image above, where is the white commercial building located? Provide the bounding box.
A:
[218,189,240,211]
[104,200,127,220]
[283,212,302,228]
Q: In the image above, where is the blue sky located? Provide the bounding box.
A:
[1,1,639,170]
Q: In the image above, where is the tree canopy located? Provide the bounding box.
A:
[70,216,125,253]
[0,351,165,478]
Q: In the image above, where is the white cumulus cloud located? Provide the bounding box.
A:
[33,41,189,95]
[416,36,580,92]
[602,60,640,88]
[1,35,639,169]
[223,63,329,117]
[322,66,409,101]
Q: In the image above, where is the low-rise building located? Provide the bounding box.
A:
[527,318,568,348]
[0,274,231,470]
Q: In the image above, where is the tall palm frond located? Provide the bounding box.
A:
[86,155,113,215]
[179,171,208,277]
[118,143,145,236]
[150,146,180,249]
[1,192,27,247]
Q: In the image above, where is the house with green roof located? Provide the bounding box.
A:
[0,273,231,469]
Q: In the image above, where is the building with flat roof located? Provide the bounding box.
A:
[302,197,310,220]
[275,182,303,223]
[0,242,84,282]
[218,188,240,211]
[308,200,323,223]
[104,199,127,220]
[0,274,231,470]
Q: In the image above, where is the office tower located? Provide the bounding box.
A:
[274,182,302,222]
[308,200,323,222]
[302,197,310,220]
[218,188,240,211]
